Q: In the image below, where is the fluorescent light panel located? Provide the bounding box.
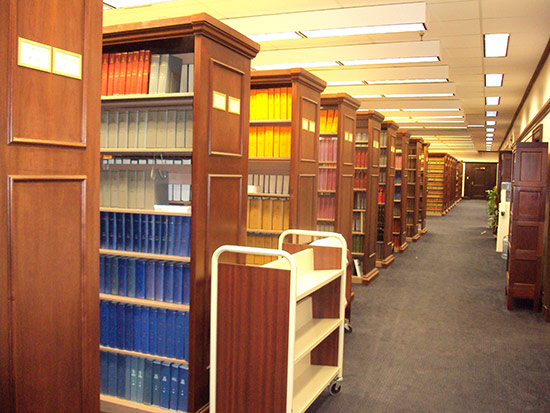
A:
[341,56,439,66]
[468,125,484,127]
[354,95,383,99]
[486,128,495,132]
[486,120,496,126]
[252,61,339,70]
[486,96,500,105]
[302,23,426,38]
[248,32,302,42]
[384,93,453,98]
[486,111,498,117]
[485,74,503,87]
[327,81,365,86]
[486,133,494,137]
[484,34,510,57]
[365,78,447,85]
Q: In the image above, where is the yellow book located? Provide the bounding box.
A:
[264,126,274,157]
[272,199,284,230]
[261,198,273,230]
[283,199,290,229]
[320,109,328,133]
[268,88,275,120]
[249,126,257,157]
[332,109,339,133]
[250,89,257,120]
[248,197,262,229]
[279,126,291,158]
[258,88,269,119]
[256,126,265,157]
[245,233,254,264]
[286,87,292,120]
[280,87,287,120]
[274,88,281,120]
[254,235,265,265]
[326,110,334,134]
[273,126,280,158]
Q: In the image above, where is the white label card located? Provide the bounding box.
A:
[308,120,315,132]
[18,37,51,73]
[302,118,309,131]
[52,47,82,79]
[213,91,226,111]
[228,96,241,115]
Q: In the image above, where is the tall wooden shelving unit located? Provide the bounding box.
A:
[376,121,398,267]
[247,69,326,263]
[393,130,409,252]
[497,150,513,205]
[100,14,259,413]
[426,153,446,216]
[419,142,429,235]
[455,160,463,203]
[406,137,421,242]
[352,111,383,284]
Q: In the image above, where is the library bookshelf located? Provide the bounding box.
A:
[406,137,422,242]
[418,141,429,235]
[352,111,384,284]
[393,130,409,253]
[376,121,398,268]
[426,153,462,216]
[100,14,259,413]
[247,69,326,264]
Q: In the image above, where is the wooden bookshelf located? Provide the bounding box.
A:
[247,69,326,264]
[419,141,429,234]
[352,111,384,284]
[101,14,260,413]
[376,121,398,268]
[497,150,513,205]
[394,130,409,253]
[406,137,422,242]
[426,153,462,216]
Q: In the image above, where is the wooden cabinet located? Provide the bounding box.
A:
[427,153,462,216]
[406,137,421,241]
[419,142,429,234]
[507,142,548,311]
[393,131,409,252]
[497,150,513,205]
[100,14,259,412]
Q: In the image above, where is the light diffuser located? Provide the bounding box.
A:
[485,96,500,105]
[484,34,510,57]
[485,74,503,87]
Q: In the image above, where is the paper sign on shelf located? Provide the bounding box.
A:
[18,37,51,73]
[302,118,309,131]
[228,96,240,115]
[308,120,315,132]
[213,91,227,111]
[52,47,82,79]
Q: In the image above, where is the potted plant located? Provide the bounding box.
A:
[486,186,498,235]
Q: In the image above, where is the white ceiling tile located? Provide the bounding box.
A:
[428,1,481,21]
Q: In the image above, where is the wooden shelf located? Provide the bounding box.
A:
[318,190,336,194]
[99,293,190,312]
[250,119,291,126]
[101,148,192,157]
[293,365,340,413]
[353,188,367,192]
[319,132,338,138]
[317,218,335,222]
[100,346,188,366]
[101,395,175,413]
[296,269,344,301]
[354,167,368,171]
[247,193,290,198]
[99,249,191,262]
[352,231,364,235]
[247,229,284,235]
[294,318,341,363]
[100,207,191,216]
[101,92,194,109]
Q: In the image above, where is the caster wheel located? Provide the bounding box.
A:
[344,323,353,334]
[329,382,342,395]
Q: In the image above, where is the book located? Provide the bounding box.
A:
[141,50,151,94]
[159,362,171,408]
[140,306,150,354]
[178,365,188,411]
[116,351,126,397]
[107,352,118,396]
[127,50,139,95]
[124,304,134,351]
[108,301,117,348]
[134,305,142,352]
[145,260,155,300]
[157,309,167,356]
[155,261,165,301]
[130,356,138,401]
[119,52,128,95]
[166,310,176,358]
[148,54,161,94]
[149,308,158,355]
[152,360,162,406]
[249,126,257,157]
[100,351,109,394]
[107,53,116,96]
[143,358,153,405]
[100,300,109,346]
[164,262,174,303]
[110,256,119,295]
[136,357,145,403]
[113,52,122,95]
[158,54,182,94]
[170,363,179,410]
[101,53,109,96]
[173,263,183,305]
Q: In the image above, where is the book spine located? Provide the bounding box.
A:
[101,53,109,96]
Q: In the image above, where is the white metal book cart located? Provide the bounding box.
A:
[210,229,347,412]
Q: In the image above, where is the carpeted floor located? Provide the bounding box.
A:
[308,199,550,412]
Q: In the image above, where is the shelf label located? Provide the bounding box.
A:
[52,47,82,79]
[18,37,51,73]
[213,91,226,111]
[302,118,309,131]
[308,120,315,132]
[227,96,240,115]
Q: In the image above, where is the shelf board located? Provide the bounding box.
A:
[99,293,189,312]
[351,252,364,256]
[99,346,188,366]
[101,395,174,413]
[319,132,338,138]
[247,229,284,235]
[101,148,192,157]
[100,207,191,216]
[250,119,291,126]
[101,92,194,109]
[394,200,401,203]
[99,249,190,262]
[247,193,290,198]
[352,231,364,235]
[354,167,368,171]
[353,188,367,192]
[296,269,343,301]
[317,218,335,222]
[318,190,336,194]
[352,209,364,212]
[294,318,342,364]
[293,364,340,413]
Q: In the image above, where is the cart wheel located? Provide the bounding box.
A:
[329,381,342,395]
[344,323,353,334]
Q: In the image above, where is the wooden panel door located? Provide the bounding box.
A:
[464,163,497,199]
[0,1,101,411]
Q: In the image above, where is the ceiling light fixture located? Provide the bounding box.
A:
[486,133,494,138]
[302,23,426,38]
[485,74,503,87]
[468,125,484,128]
[486,111,498,117]
[341,56,439,66]
[384,93,454,98]
[486,120,496,126]
[401,108,460,112]
[354,94,383,99]
[484,33,510,57]
[365,78,447,85]
[485,96,500,105]
[486,128,495,132]
[252,61,339,70]
[326,80,365,86]
[248,32,302,42]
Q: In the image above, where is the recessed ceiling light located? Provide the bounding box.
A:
[252,61,339,70]
[486,133,494,138]
[486,120,496,126]
[486,111,498,117]
[485,96,500,105]
[484,33,510,57]
[485,74,503,87]
[341,56,439,66]
[468,125,484,128]
[384,93,454,98]
[486,128,495,132]
[365,78,447,85]
[248,32,302,42]
[302,23,426,38]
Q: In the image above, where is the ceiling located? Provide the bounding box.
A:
[103,0,550,160]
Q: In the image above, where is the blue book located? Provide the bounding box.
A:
[100,300,109,346]
[157,309,167,356]
[167,216,176,256]
[116,212,125,251]
[174,216,183,258]
[164,262,174,303]
[127,258,136,298]
[135,259,146,299]
[141,212,148,253]
[108,212,116,250]
[108,301,117,348]
[152,360,162,406]
[177,364,188,412]
[104,256,112,295]
[174,311,185,360]
[100,351,109,395]
[173,263,183,304]
[107,352,118,396]
[183,264,190,305]
[99,255,105,293]
[118,257,128,297]
[159,362,171,409]
[160,215,168,255]
[116,353,126,398]
[155,261,165,301]
[136,357,145,403]
[149,308,158,355]
[165,310,176,358]
[143,358,153,405]
[125,213,134,252]
[154,215,162,254]
[169,363,179,410]
[183,312,189,361]
[125,355,132,400]
[116,303,126,349]
[100,211,108,249]
[145,261,155,300]
[148,214,155,254]
[181,216,191,256]
[124,305,134,351]
[134,306,142,353]
[133,213,141,252]
[110,257,119,295]
[141,307,150,354]
[130,356,138,401]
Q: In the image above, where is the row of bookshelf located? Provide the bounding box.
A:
[319,168,337,191]
[249,125,292,158]
[250,87,292,120]
[319,138,338,163]
[354,149,368,168]
[100,170,169,209]
[248,198,290,231]
[248,173,290,195]
[319,109,339,134]
[318,195,337,220]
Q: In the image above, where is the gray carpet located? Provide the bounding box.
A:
[308,199,550,412]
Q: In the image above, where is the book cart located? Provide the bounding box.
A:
[211,229,347,412]
[352,111,384,284]
[393,130,409,252]
[247,69,326,264]
[99,14,259,413]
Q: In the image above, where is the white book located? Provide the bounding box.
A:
[184,109,193,148]
[156,110,168,148]
[166,110,177,148]
[117,111,128,148]
[276,175,284,194]
[269,175,277,194]
[137,110,148,148]
[148,54,161,94]
[175,110,185,148]
[146,110,158,148]
[100,110,108,149]
[127,110,138,148]
[282,175,290,194]
[110,171,119,208]
[158,54,183,94]
[136,171,145,209]
[174,184,181,202]
[107,111,118,148]
[188,63,194,92]
[179,64,189,93]
[118,170,129,208]
[127,170,138,208]
[182,184,191,202]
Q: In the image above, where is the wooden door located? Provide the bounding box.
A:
[0,1,101,411]
[464,163,497,199]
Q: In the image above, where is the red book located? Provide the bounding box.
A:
[107,53,116,96]
[131,50,140,94]
[119,52,128,95]
[101,53,109,96]
[141,50,151,94]
[125,51,136,94]
[135,50,145,94]
[113,52,122,95]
